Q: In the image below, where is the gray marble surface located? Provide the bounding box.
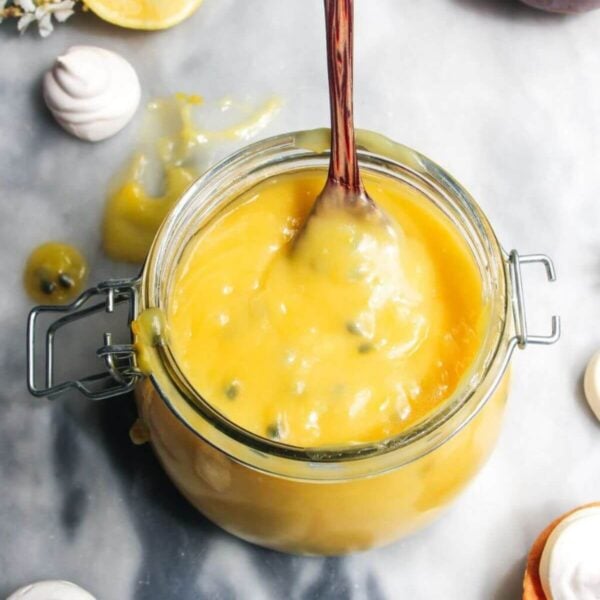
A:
[2,0,600,598]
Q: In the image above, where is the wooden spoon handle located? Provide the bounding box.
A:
[324,0,363,194]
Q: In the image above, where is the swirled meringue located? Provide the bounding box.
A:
[7,580,96,600]
[43,45,141,142]
[539,506,600,600]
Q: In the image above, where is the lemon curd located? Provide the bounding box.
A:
[133,162,508,555]
[129,135,515,555]
[103,94,281,263]
[168,170,487,447]
[24,242,88,304]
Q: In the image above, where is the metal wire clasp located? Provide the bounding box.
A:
[508,250,561,350]
[27,278,143,400]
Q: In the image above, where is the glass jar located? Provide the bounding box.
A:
[27,129,560,555]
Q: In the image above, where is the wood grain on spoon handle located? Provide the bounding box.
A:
[324,0,363,195]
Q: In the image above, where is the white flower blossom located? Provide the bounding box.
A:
[14,0,76,37]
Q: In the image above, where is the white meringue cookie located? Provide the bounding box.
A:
[43,45,141,142]
[584,350,600,421]
[6,580,95,600]
[539,506,600,600]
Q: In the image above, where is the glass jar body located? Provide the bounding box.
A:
[124,129,554,555]
[135,372,509,555]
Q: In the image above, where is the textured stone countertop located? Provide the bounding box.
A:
[1,0,600,598]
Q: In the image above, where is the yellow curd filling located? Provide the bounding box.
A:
[168,170,487,447]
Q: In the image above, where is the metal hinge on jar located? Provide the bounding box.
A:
[27,278,143,400]
[508,250,561,350]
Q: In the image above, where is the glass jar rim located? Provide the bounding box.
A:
[140,129,512,477]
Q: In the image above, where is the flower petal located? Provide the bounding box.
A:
[53,8,75,23]
[37,11,54,37]
[17,12,36,33]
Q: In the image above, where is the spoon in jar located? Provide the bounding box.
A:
[295,0,396,245]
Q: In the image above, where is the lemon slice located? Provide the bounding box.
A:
[84,0,203,30]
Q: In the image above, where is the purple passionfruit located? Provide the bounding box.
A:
[520,0,600,13]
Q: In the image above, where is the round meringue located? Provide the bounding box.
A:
[539,506,600,600]
[584,350,600,421]
[7,580,95,600]
[43,45,141,142]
